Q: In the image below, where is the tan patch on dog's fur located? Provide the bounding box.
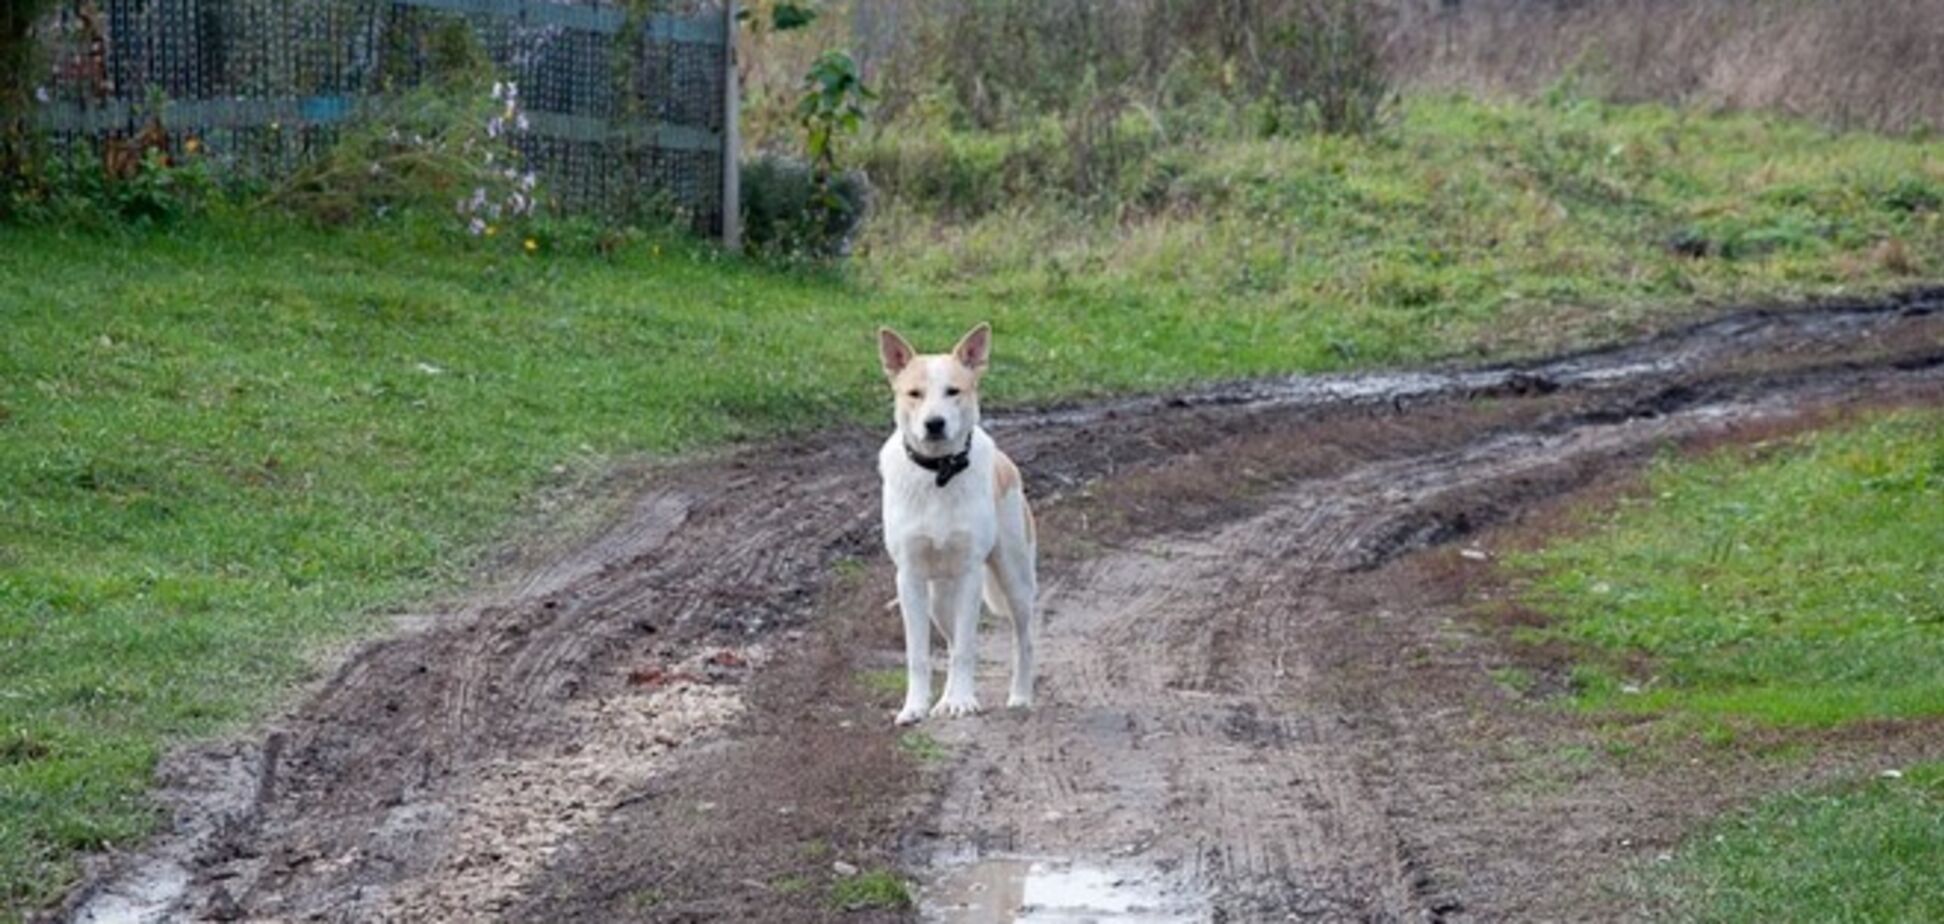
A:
[947,361,981,393]
[889,354,981,418]
[892,362,930,414]
[992,451,1020,496]
[992,450,1036,545]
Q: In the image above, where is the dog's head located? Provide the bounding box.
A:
[877,323,990,455]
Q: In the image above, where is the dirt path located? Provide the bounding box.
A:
[63,291,1943,923]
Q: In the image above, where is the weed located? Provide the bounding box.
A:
[829,869,911,910]
[898,732,946,763]
[855,669,906,700]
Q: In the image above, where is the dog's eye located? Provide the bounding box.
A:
[945,387,961,397]
[905,389,922,399]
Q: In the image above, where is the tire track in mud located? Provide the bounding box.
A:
[61,291,1943,923]
[920,392,1853,920]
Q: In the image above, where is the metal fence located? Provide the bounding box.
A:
[31,0,735,236]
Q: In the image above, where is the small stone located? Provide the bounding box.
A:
[1880,769,1904,779]
[832,861,859,877]
[1460,548,1488,561]
[204,886,243,921]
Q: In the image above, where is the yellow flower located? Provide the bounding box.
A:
[523,237,539,253]
[184,137,202,154]
[485,224,498,237]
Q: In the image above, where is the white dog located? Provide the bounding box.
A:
[877,323,1037,725]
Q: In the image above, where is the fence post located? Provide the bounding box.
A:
[720,0,742,252]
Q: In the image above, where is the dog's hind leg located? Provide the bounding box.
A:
[927,580,954,652]
[986,552,1037,710]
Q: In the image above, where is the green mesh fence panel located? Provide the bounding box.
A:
[31,0,728,232]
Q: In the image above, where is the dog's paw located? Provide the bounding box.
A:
[1005,692,1033,711]
[930,693,982,719]
[894,704,927,726]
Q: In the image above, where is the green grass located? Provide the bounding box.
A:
[1514,410,1944,729]
[828,869,912,911]
[863,94,1943,363]
[855,668,907,700]
[896,731,947,763]
[1,92,1939,912]
[1628,763,1944,923]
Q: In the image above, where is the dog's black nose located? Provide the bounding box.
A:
[924,416,947,437]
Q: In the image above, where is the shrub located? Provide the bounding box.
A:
[4,137,217,229]
[740,154,869,258]
[259,80,538,235]
[1264,0,1395,136]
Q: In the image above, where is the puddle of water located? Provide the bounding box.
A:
[924,856,1204,923]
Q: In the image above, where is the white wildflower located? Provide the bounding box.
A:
[468,217,486,236]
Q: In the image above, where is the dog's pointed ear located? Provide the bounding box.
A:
[878,327,917,378]
[952,322,991,374]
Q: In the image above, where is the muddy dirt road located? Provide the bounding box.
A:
[64,291,1943,923]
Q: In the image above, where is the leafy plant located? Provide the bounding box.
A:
[797,50,874,202]
[4,138,217,229]
[828,869,912,910]
[734,49,876,260]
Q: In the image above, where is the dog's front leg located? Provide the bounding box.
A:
[931,572,984,718]
[894,567,933,726]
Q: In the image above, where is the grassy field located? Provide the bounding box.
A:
[1513,409,1943,729]
[1628,762,1944,922]
[1513,409,1942,919]
[0,93,1939,910]
[860,94,1942,362]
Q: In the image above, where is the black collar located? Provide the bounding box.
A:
[905,440,972,487]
